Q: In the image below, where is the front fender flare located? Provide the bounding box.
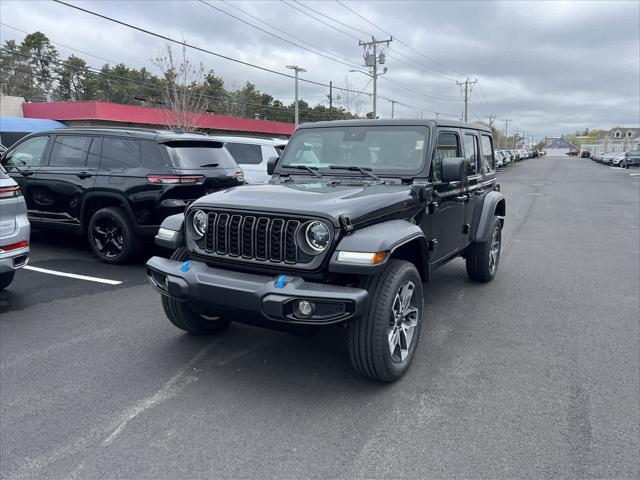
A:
[155,213,185,249]
[471,191,505,243]
[329,220,428,275]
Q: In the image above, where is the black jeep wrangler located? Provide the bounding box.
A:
[146,119,505,382]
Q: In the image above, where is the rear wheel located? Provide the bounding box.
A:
[348,260,423,382]
[0,271,15,291]
[466,216,502,282]
[88,207,140,264]
[161,248,231,335]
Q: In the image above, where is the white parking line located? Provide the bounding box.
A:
[23,266,122,285]
[630,173,640,177]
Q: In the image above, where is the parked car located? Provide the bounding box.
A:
[528,149,538,158]
[567,149,579,156]
[623,150,640,168]
[580,150,591,158]
[500,150,511,165]
[539,149,546,156]
[146,119,505,382]
[495,151,504,168]
[511,150,521,161]
[612,152,627,167]
[0,163,30,290]
[591,152,604,162]
[212,136,288,184]
[0,128,245,264]
[602,152,617,165]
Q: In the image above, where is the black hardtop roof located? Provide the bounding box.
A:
[295,118,492,133]
[31,126,220,143]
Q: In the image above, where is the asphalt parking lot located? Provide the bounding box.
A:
[1,156,639,479]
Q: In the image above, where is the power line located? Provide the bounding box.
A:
[290,0,371,37]
[381,76,462,101]
[50,0,369,96]
[335,0,466,78]
[280,0,362,41]
[197,0,360,70]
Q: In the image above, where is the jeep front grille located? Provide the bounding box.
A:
[203,211,313,264]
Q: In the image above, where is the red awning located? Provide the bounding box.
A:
[22,101,295,136]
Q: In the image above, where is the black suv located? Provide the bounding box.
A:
[0,128,244,263]
[146,119,505,382]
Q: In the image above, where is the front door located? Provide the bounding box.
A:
[31,134,99,225]
[422,129,466,263]
[0,134,52,218]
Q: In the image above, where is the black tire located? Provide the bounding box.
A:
[87,207,140,264]
[348,260,423,382]
[0,271,15,291]
[466,216,502,282]
[161,247,231,336]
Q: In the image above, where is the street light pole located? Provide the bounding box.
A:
[286,65,306,126]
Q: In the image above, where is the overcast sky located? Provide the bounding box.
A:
[1,0,638,139]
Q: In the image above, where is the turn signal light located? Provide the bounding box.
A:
[495,183,501,192]
[0,185,21,198]
[147,175,205,185]
[336,251,387,265]
[0,240,28,252]
[235,170,245,182]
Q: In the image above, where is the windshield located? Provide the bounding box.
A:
[279,126,429,174]
[163,141,238,169]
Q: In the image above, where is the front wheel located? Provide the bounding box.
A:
[161,248,231,336]
[348,260,423,382]
[466,216,502,282]
[87,207,140,264]
[0,271,16,291]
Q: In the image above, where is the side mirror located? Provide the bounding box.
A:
[441,157,466,183]
[267,155,279,175]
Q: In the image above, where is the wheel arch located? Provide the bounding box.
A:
[81,191,136,233]
[471,191,505,243]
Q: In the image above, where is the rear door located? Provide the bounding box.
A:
[32,134,99,225]
[0,134,52,219]
[462,130,483,242]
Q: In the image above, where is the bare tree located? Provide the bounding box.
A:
[153,42,207,131]
[338,76,367,118]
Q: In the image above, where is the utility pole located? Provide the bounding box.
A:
[456,77,477,122]
[388,99,397,118]
[329,80,333,112]
[435,112,439,120]
[486,114,496,128]
[503,119,511,150]
[286,65,306,126]
[358,36,392,118]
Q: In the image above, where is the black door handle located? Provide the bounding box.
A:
[21,170,34,177]
[77,172,93,179]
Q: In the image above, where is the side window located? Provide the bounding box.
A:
[100,137,142,170]
[50,135,92,167]
[463,134,479,176]
[2,135,50,167]
[226,143,262,165]
[87,137,102,168]
[481,135,495,173]
[433,132,460,181]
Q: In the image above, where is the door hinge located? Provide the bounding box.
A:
[462,224,470,234]
[427,239,438,251]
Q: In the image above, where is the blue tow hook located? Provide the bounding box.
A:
[180,260,191,272]
[275,275,286,289]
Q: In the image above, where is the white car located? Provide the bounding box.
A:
[211,136,288,184]
[495,151,504,168]
[612,152,627,167]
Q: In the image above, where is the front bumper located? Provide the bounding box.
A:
[145,256,369,326]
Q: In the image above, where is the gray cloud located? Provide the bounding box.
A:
[1,0,638,139]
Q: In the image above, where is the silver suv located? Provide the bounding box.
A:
[0,164,30,290]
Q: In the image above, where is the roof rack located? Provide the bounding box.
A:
[62,126,163,133]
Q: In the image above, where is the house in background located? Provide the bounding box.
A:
[581,127,640,153]
[544,137,578,156]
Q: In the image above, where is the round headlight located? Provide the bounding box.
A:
[305,221,330,252]
[192,210,207,238]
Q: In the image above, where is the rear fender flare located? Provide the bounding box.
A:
[471,191,505,243]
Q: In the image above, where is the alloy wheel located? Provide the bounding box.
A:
[388,281,419,363]
[93,218,124,258]
[489,224,501,274]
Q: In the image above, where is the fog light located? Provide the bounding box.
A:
[294,300,315,318]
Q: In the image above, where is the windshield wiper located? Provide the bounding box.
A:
[281,165,322,178]
[198,163,219,168]
[329,165,383,183]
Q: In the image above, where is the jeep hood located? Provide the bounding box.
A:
[190,182,420,226]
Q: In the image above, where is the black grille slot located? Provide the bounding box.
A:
[228,215,242,256]
[205,213,217,252]
[269,219,285,262]
[241,216,256,258]
[201,210,318,265]
[216,213,229,254]
[284,220,299,263]
[255,218,269,260]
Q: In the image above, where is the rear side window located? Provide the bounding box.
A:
[481,135,495,173]
[50,135,92,167]
[433,132,460,181]
[226,143,263,165]
[163,141,238,169]
[2,135,50,167]
[463,133,479,176]
[101,137,142,170]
